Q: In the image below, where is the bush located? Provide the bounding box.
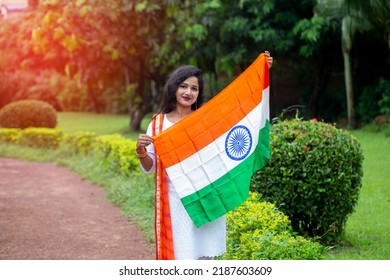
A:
[0,128,20,144]
[17,128,63,149]
[378,79,390,116]
[221,192,326,260]
[251,118,364,244]
[0,100,57,129]
[93,134,139,175]
[0,127,140,174]
[62,131,97,155]
[358,77,390,124]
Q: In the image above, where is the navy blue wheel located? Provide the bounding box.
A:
[225,125,252,161]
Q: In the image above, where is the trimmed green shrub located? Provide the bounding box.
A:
[0,100,57,129]
[221,192,326,260]
[0,128,20,144]
[62,131,97,155]
[0,127,140,174]
[62,133,139,174]
[251,118,364,244]
[93,134,139,175]
[17,128,63,149]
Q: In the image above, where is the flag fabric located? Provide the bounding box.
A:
[153,53,270,227]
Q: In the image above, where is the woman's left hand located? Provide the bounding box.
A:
[264,50,273,69]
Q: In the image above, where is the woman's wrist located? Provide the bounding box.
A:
[136,148,148,159]
[136,146,146,153]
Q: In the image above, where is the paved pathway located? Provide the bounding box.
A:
[0,157,154,260]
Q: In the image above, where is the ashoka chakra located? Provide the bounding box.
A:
[225,125,252,161]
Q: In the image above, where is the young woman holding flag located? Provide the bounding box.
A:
[136,51,273,260]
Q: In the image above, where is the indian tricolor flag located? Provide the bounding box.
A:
[154,53,270,227]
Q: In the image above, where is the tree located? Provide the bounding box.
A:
[316,0,390,128]
[24,0,164,126]
[344,0,390,46]
[28,0,39,8]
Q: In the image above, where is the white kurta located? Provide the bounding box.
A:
[141,115,226,260]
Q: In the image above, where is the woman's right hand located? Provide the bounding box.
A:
[136,134,153,153]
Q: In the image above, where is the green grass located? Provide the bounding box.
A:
[57,112,129,134]
[326,128,390,259]
[56,112,150,138]
[1,112,389,259]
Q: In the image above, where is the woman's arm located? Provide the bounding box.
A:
[136,133,154,172]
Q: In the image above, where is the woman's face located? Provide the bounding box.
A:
[175,76,199,110]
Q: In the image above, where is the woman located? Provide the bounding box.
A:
[136,51,273,260]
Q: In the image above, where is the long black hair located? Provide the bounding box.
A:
[157,65,205,114]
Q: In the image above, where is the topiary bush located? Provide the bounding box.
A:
[0,128,20,144]
[251,118,364,244]
[221,192,326,260]
[17,128,63,149]
[93,134,140,175]
[62,131,97,155]
[0,100,57,129]
[0,127,140,175]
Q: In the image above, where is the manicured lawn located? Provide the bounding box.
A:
[57,112,130,134]
[56,112,150,138]
[327,128,390,259]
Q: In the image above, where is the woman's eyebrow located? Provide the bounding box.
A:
[180,82,199,88]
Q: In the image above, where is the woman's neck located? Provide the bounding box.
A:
[167,108,193,123]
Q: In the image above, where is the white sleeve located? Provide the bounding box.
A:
[139,121,156,174]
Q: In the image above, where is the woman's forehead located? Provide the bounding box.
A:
[181,76,199,86]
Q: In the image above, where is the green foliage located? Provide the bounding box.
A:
[358,78,390,124]
[0,71,36,109]
[62,131,97,155]
[100,83,137,114]
[221,192,326,260]
[93,134,139,175]
[0,128,20,144]
[43,71,93,112]
[378,79,390,116]
[0,126,139,175]
[0,100,57,129]
[251,118,364,244]
[292,15,329,57]
[16,70,63,111]
[17,128,63,149]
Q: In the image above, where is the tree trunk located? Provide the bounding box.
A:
[129,57,152,131]
[342,16,356,129]
[87,81,101,113]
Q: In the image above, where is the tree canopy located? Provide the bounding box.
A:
[0,0,389,130]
